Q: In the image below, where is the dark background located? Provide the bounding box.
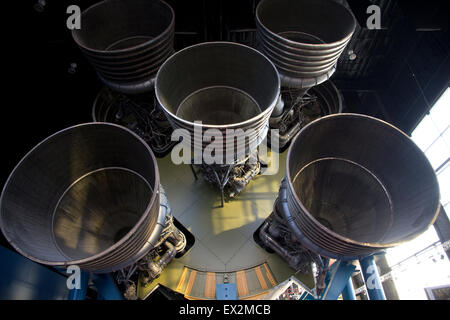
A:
[1,0,449,250]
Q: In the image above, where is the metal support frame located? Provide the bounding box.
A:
[190,164,198,181]
[359,255,387,300]
[321,257,385,300]
[257,258,381,300]
[320,260,356,300]
[212,165,234,208]
[342,277,357,300]
[190,154,262,207]
[434,205,450,261]
[68,271,90,300]
[190,163,234,207]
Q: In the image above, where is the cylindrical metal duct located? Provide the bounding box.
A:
[72,0,175,94]
[281,114,440,260]
[155,42,280,164]
[269,80,343,150]
[256,0,356,88]
[0,123,164,272]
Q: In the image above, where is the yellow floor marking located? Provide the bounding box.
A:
[254,266,268,290]
[263,263,277,286]
[184,270,197,296]
[204,272,216,298]
[176,267,189,293]
[185,296,210,300]
[236,270,249,297]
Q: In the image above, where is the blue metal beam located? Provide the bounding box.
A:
[68,271,90,300]
[321,260,356,300]
[359,255,386,300]
[342,277,357,300]
[0,246,69,299]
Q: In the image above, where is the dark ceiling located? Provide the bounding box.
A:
[335,0,449,134]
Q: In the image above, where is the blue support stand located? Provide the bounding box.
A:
[68,271,90,300]
[359,255,386,300]
[341,277,357,300]
[0,246,69,300]
[321,260,356,300]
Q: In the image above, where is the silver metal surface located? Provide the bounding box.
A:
[256,0,356,88]
[155,42,280,163]
[72,0,175,94]
[0,123,162,272]
[284,114,440,258]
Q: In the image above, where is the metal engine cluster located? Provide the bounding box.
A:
[0,0,443,302]
[257,210,330,296]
